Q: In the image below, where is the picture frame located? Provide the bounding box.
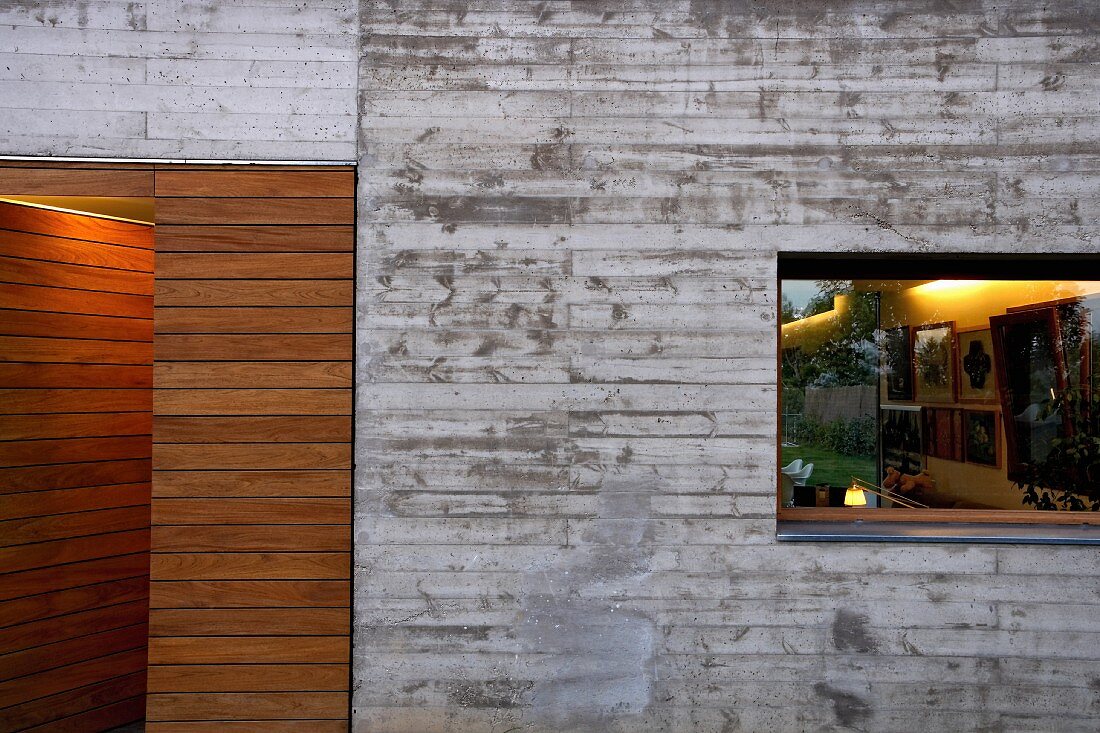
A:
[881,405,923,480]
[956,327,997,403]
[913,322,957,403]
[882,325,914,401]
[963,409,1000,468]
[922,407,964,462]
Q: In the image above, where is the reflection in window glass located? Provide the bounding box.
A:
[779,279,1100,512]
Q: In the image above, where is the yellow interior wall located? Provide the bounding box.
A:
[881,280,1100,509]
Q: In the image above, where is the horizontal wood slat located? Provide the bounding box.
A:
[0,389,150,414]
[148,607,349,635]
[0,336,153,365]
[0,483,149,521]
[155,170,354,199]
[155,279,353,307]
[0,623,147,683]
[149,164,353,726]
[156,225,354,253]
[0,255,154,294]
[154,307,351,334]
[1,506,150,548]
[0,193,153,732]
[153,362,351,389]
[0,436,153,468]
[152,444,351,471]
[0,168,153,196]
[152,497,350,524]
[150,525,349,553]
[0,555,147,603]
[0,308,152,341]
[145,692,348,721]
[154,334,351,361]
[146,664,348,693]
[152,471,351,498]
[156,253,353,279]
[0,530,150,575]
[149,555,350,581]
[23,696,147,733]
[148,637,349,665]
[0,363,151,389]
[149,581,349,609]
[144,722,347,733]
[0,228,154,270]
[0,283,152,319]
[155,198,354,226]
[152,416,350,443]
[0,460,151,494]
[153,389,351,416]
[0,412,151,441]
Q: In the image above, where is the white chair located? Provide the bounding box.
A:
[788,463,814,486]
[781,459,804,475]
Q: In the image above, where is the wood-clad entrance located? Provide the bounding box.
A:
[0,160,355,732]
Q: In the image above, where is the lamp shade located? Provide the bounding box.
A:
[844,486,867,507]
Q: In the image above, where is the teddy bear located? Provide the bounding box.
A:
[882,466,935,502]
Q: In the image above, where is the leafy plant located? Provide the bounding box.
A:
[1015,387,1100,511]
[794,416,876,457]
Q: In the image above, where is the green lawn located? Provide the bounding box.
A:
[780,445,876,488]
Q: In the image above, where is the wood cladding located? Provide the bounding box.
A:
[149,166,354,731]
[0,197,153,733]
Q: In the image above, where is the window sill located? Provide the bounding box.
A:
[777,519,1100,545]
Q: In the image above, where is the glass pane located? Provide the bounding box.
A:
[779,279,1100,512]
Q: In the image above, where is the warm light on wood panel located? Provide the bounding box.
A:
[0,192,153,732]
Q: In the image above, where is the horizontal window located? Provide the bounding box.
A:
[778,256,1100,541]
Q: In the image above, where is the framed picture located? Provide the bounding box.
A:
[882,326,914,401]
[956,327,997,403]
[922,407,964,461]
[881,405,923,480]
[963,409,1000,468]
[913,322,956,403]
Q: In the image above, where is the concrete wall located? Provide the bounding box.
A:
[3,1,1100,731]
[0,0,357,160]
[355,2,1100,732]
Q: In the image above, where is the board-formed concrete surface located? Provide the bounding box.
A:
[4,1,1100,731]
